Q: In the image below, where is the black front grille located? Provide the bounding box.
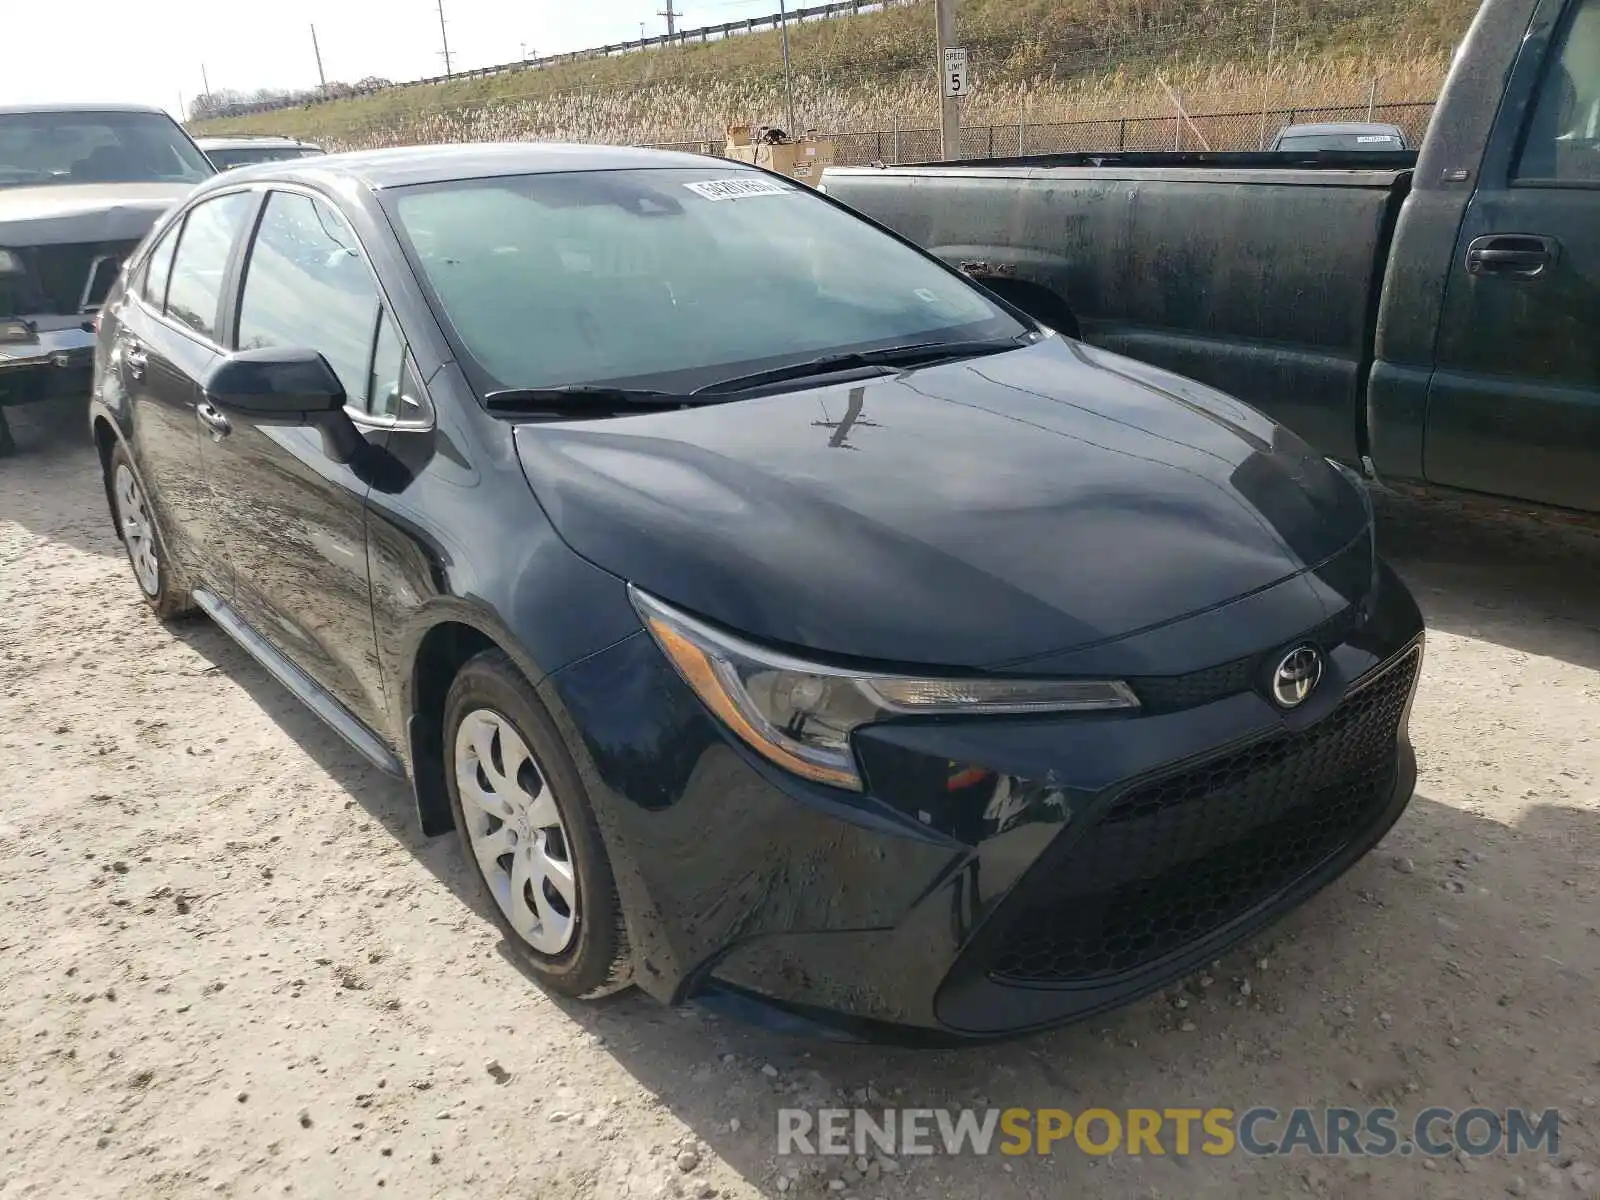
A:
[1129,604,1365,714]
[22,240,139,314]
[988,646,1419,986]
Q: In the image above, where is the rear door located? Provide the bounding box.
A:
[114,188,259,596]
[203,186,392,732]
[1423,0,1600,511]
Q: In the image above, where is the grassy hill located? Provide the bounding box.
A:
[193,0,1481,155]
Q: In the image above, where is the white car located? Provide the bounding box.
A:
[195,136,325,171]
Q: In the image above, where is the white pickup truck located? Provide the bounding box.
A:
[0,103,213,453]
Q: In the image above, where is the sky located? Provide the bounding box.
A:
[2,0,784,118]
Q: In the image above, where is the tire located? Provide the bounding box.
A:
[443,648,632,999]
[107,441,194,621]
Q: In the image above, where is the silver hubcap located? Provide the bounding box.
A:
[454,709,578,955]
[113,463,160,596]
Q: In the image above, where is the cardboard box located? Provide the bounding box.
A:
[722,126,836,187]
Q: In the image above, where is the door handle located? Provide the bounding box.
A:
[1466,234,1559,278]
[196,401,232,439]
[123,340,147,380]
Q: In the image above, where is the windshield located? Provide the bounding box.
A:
[384,168,1028,397]
[206,146,321,169]
[1276,132,1405,151]
[0,110,214,189]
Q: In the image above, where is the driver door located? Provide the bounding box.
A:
[202,187,392,732]
[1423,0,1600,511]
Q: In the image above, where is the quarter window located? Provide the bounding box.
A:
[369,310,428,421]
[236,191,380,409]
[1517,0,1600,183]
[163,190,255,339]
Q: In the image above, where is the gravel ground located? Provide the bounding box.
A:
[2,404,1598,1200]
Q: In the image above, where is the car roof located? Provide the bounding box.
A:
[1276,123,1406,137]
[0,102,173,117]
[205,141,734,190]
[196,136,319,150]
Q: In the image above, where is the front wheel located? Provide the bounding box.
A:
[107,441,193,620]
[443,649,632,999]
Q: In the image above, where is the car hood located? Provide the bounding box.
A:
[512,337,1372,669]
[0,183,194,246]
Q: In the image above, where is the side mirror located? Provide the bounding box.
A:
[203,347,364,464]
[204,347,346,417]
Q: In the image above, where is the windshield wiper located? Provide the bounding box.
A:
[692,337,1025,397]
[483,385,695,412]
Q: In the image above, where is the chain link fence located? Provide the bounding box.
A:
[646,100,1435,165]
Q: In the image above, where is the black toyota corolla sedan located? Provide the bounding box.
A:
[88,143,1423,1042]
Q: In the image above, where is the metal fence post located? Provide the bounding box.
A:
[987,125,995,158]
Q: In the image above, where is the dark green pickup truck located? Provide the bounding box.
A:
[821,0,1600,516]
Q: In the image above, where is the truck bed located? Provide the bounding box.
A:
[925,149,1419,172]
[823,156,1416,463]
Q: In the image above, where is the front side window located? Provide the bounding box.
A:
[0,110,213,190]
[164,191,256,339]
[141,224,180,309]
[384,168,1026,398]
[236,191,380,409]
[1517,0,1600,182]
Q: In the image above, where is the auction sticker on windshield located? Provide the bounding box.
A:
[684,178,795,201]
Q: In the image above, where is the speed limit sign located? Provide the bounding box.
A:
[943,48,969,97]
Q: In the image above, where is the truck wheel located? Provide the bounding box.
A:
[107,441,194,620]
[443,649,633,1000]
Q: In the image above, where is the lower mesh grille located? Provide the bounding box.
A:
[989,646,1419,986]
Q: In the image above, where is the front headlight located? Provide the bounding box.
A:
[631,587,1138,792]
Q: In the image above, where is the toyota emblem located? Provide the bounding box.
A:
[1270,645,1323,709]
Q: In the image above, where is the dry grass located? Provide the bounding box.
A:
[193,0,1473,154]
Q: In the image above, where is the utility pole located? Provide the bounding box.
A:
[657,2,679,42]
[778,0,797,133]
[200,63,213,106]
[1256,0,1279,149]
[436,0,454,76]
[310,24,327,91]
[935,0,961,159]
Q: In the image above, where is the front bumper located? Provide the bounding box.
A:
[545,559,1425,1043]
[0,318,96,406]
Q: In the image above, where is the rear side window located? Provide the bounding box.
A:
[236,190,382,409]
[164,191,255,339]
[1517,0,1600,182]
[141,224,179,309]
